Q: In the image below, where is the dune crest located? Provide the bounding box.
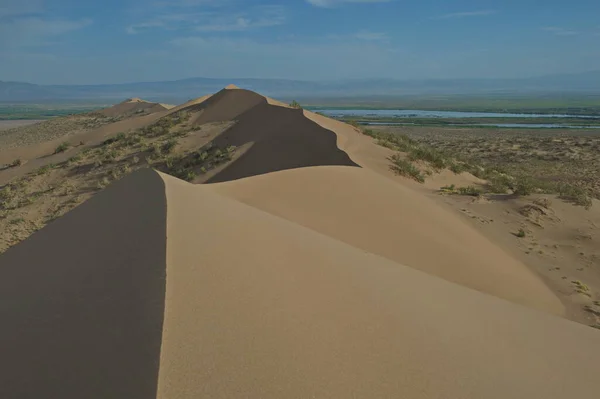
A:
[2,84,599,398]
[97,98,168,118]
[124,97,149,103]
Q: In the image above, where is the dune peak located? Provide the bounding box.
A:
[224,84,240,90]
[124,97,149,103]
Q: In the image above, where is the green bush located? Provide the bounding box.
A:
[408,147,447,170]
[449,162,465,174]
[389,155,425,183]
[161,139,178,154]
[487,173,512,194]
[516,228,526,238]
[289,100,302,109]
[457,186,482,197]
[54,142,70,154]
[513,177,535,196]
[557,183,593,209]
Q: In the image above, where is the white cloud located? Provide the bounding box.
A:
[306,0,392,8]
[127,4,284,34]
[542,26,579,36]
[432,10,496,20]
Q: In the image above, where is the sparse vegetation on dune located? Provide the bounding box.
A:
[389,155,425,183]
[289,100,302,109]
[54,142,70,154]
[363,125,595,208]
[0,108,234,254]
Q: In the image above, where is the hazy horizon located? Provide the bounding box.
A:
[1,0,599,85]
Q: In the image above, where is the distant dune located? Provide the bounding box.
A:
[1,85,599,398]
[97,98,169,118]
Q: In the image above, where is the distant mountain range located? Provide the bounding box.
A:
[1,71,599,103]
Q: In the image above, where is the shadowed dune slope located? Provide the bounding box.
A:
[172,87,359,182]
[206,101,359,182]
[160,172,600,398]
[0,169,167,399]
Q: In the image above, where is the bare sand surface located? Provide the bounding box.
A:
[159,170,600,398]
[212,166,563,315]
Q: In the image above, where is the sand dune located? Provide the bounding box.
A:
[213,166,563,314]
[0,170,166,398]
[170,87,360,183]
[97,98,168,118]
[2,85,600,397]
[1,169,599,398]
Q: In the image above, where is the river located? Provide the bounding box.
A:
[314,109,599,119]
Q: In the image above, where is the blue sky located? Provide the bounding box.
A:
[1,0,599,84]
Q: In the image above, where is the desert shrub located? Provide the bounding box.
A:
[557,183,593,209]
[54,142,70,154]
[197,151,209,161]
[516,228,526,238]
[161,139,178,154]
[513,177,536,196]
[102,132,126,146]
[103,150,119,163]
[376,139,396,149]
[9,159,22,167]
[441,184,456,191]
[36,164,55,175]
[389,155,424,183]
[122,134,142,146]
[486,173,512,194]
[362,128,376,137]
[177,170,193,181]
[0,185,15,208]
[408,147,447,170]
[289,100,302,109]
[449,162,465,174]
[457,186,482,197]
[67,154,83,165]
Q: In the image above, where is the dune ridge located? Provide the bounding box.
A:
[1,167,599,398]
[97,98,168,118]
[158,170,600,398]
[2,85,600,398]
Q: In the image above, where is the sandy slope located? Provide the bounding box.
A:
[1,168,599,398]
[160,171,599,398]
[2,85,599,397]
[212,166,563,315]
